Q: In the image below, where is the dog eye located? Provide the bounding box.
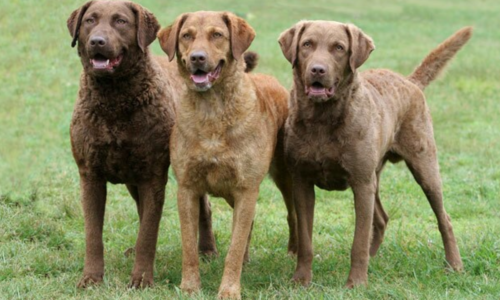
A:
[303,41,312,48]
[182,33,191,39]
[335,44,344,51]
[116,19,127,25]
[213,32,223,38]
[85,18,95,24]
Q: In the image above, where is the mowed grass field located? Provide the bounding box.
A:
[1,0,499,299]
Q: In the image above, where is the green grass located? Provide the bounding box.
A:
[1,0,499,298]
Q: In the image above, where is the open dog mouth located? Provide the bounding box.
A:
[90,53,123,70]
[306,82,335,98]
[190,61,224,88]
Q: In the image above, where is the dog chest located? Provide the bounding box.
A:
[71,114,169,184]
[298,156,350,191]
[183,148,268,194]
[176,155,242,197]
[173,132,272,196]
[98,143,153,184]
[287,134,350,191]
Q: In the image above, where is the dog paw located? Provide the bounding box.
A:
[344,276,367,289]
[218,285,241,300]
[291,271,312,287]
[243,252,251,264]
[200,248,219,260]
[123,247,136,257]
[451,264,464,272]
[287,241,298,257]
[77,273,103,288]
[180,278,201,295]
[446,259,464,272]
[369,236,384,257]
[128,272,154,289]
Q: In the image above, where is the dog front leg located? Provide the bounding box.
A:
[218,188,258,300]
[346,178,376,288]
[77,176,107,288]
[178,186,202,294]
[291,176,315,286]
[128,178,166,288]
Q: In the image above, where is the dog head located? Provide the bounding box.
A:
[279,21,374,102]
[67,0,160,77]
[158,11,255,92]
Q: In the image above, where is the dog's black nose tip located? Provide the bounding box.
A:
[310,64,326,76]
[190,51,207,64]
[90,36,107,47]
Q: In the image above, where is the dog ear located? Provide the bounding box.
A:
[158,14,188,62]
[222,13,256,60]
[278,21,308,68]
[345,24,375,71]
[128,3,161,53]
[67,1,94,48]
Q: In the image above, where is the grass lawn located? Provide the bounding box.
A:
[1,0,499,299]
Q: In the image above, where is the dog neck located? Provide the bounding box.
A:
[290,70,361,128]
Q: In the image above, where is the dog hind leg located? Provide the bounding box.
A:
[397,117,463,271]
[404,148,463,271]
[270,163,298,256]
[198,195,218,258]
[370,169,389,257]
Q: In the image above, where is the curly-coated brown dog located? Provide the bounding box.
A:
[158,11,297,299]
[278,22,472,287]
[67,0,216,288]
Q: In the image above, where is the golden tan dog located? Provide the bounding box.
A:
[67,0,216,288]
[158,11,297,299]
[279,22,471,287]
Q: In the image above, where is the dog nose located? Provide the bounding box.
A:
[190,51,207,64]
[90,36,107,47]
[310,64,326,76]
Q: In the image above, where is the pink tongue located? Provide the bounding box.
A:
[310,86,326,94]
[92,59,108,69]
[191,73,209,84]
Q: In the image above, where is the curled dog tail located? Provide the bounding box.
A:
[408,27,473,90]
[244,51,259,73]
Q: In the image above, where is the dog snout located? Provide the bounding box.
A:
[190,51,207,65]
[310,64,327,77]
[89,36,107,47]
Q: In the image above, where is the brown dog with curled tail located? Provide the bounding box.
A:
[279,21,471,288]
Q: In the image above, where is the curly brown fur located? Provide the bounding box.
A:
[279,22,471,288]
[67,0,216,289]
